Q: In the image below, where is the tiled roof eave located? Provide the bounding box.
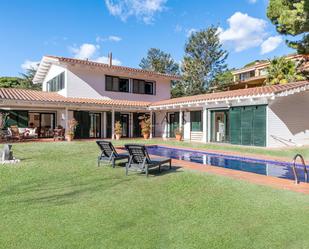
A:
[149,93,274,109]
[149,81,309,109]
[0,98,149,110]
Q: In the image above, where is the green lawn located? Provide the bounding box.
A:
[1,141,309,249]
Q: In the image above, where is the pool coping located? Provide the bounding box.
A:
[149,145,302,167]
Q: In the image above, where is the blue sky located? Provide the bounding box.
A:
[0,0,295,76]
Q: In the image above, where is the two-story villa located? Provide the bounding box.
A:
[230,54,309,90]
[1,55,309,148]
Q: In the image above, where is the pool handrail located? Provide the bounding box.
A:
[292,154,308,184]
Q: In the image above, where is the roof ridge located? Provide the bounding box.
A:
[44,55,181,79]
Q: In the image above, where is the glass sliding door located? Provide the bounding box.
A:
[210,110,229,143]
[190,111,202,132]
[40,113,55,138]
[74,111,90,139]
[89,113,101,138]
[120,114,129,138]
[169,112,179,138]
[28,112,55,138]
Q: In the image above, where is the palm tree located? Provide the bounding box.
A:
[265,57,305,85]
[20,66,42,90]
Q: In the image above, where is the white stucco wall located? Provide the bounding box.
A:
[57,109,66,128]
[183,111,191,140]
[267,91,309,147]
[154,111,166,137]
[42,64,66,92]
[64,65,171,102]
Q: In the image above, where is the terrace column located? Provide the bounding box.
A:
[150,111,153,139]
[64,108,69,134]
[202,106,207,143]
[111,109,115,140]
[103,112,107,138]
[179,110,183,130]
[162,112,168,139]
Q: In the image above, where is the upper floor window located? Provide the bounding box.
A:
[240,71,255,81]
[259,68,268,76]
[47,72,65,92]
[133,79,155,95]
[105,75,129,92]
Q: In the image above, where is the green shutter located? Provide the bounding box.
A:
[230,108,241,144]
[241,106,254,145]
[229,105,266,147]
[252,105,266,146]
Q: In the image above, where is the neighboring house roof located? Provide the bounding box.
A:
[150,81,309,108]
[0,88,150,108]
[33,55,181,84]
[1,81,309,109]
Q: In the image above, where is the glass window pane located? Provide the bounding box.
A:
[133,80,139,93]
[139,80,145,94]
[119,78,129,92]
[106,76,112,91]
[191,111,202,131]
[145,82,153,94]
[112,77,119,91]
[46,73,65,92]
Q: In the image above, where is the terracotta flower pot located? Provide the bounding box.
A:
[115,134,121,140]
[175,134,182,141]
[143,133,150,139]
[66,134,74,142]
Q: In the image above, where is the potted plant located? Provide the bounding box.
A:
[140,117,151,139]
[175,128,183,141]
[114,121,122,140]
[66,118,78,142]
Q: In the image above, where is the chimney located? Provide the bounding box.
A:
[109,52,113,67]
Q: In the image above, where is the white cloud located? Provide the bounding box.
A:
[261,36,283,54]
[186,28,197,37]
[70,43,99,59]
[96,35,122,43]
[104,0,167,24]
[96,56,122,65]
[248,0,257,3]
[219,12,267,52]
[69,43,121,65]
[108,35,122,42]
[21,60,39,71]
[174,24,183,33]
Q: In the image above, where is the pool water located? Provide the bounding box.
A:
[146,146,308,182]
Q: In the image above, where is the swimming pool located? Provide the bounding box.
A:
[146,145,308,182]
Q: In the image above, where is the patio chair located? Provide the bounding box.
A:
[124,144,172,177]
[9,126,23,141]
[53,127,65,141]
[96,140,129,168]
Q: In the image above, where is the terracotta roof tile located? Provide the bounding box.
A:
[45,55,181,80]
[1,81,309,109]
[0,88,150,107]
[150,81,309,107]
